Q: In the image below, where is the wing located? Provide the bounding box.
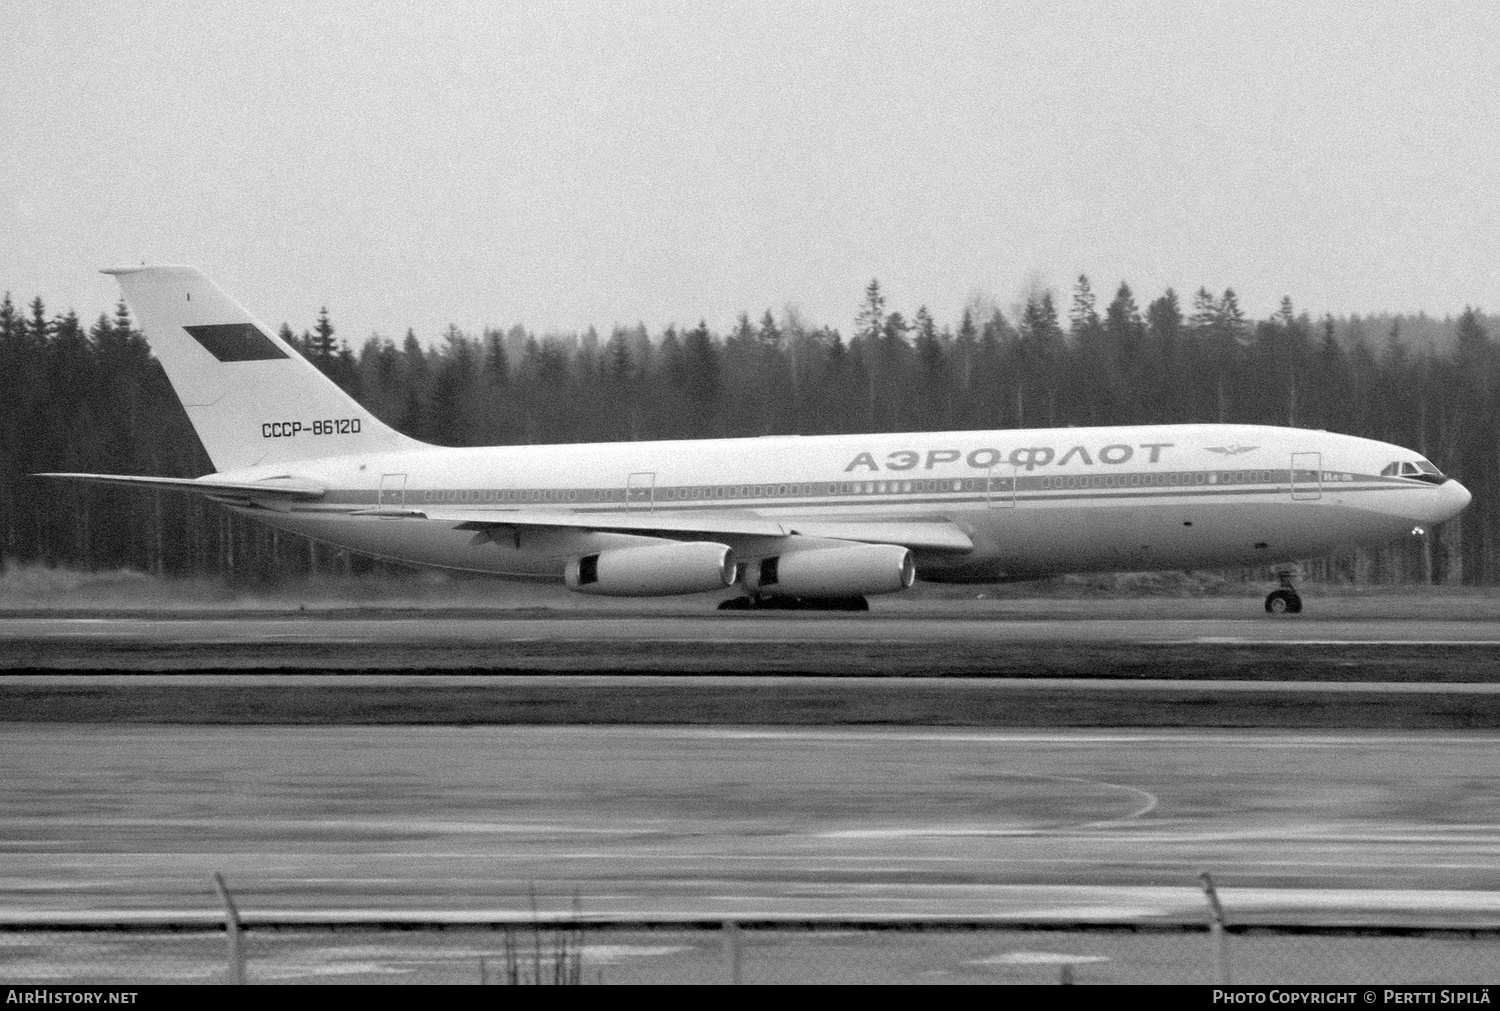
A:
[34,474,974,553]
[420,507,975,553]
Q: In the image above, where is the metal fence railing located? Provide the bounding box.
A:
[0,873,1492,985]
[4,920,1499,985]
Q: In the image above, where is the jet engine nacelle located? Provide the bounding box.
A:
[565,541,737,597]
[744,543,915,598]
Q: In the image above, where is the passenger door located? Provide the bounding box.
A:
[1290,452,1321,500]
[626,471,655,511]
[379,472,407,508]
[987,462,1017,508]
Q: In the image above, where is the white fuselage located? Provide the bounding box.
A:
[213,422,1471,585]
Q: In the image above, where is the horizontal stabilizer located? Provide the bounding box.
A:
[36,472,325,502]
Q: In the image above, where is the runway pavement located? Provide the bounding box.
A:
[9,612,1500,646]
[7,672,1500,727]
[7,613,1500,679]
[4,724,1500,927]
[8,611,1500,725]
[7,609,1500,938]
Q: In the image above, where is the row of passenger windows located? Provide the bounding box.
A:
[1038,469,1302,490]
[413,470,1323,505]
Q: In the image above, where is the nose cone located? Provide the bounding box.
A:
[1445,478,1473,519]
[1399,477,1471,527]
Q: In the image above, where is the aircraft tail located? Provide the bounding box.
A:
[103,265,420,472]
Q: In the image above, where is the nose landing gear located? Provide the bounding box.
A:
[1264,566,1303,615]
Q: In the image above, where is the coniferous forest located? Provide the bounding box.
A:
[1,276,1497,587]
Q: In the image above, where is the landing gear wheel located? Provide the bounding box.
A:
[1265,565,1304,615]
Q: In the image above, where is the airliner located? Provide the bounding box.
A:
[40,266,1471,613]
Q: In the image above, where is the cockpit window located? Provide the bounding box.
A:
[1382,459,1446,482]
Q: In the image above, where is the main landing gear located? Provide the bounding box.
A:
[1264,566,1303,615]
[717,595,870,612]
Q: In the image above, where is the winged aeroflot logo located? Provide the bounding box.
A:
[1205,444,1259,456]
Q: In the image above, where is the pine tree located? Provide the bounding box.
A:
[1100,283,1144,421]
[754,310,795,435]
[817,331,852,433]
[0,293,17,345]
[730,312,756,348]
[757,310,782,349]
[28,296,49,347]
[1069,275,1100,338]
[311,307,337,363]
[1144,289,1184,422]
[954,308,977,394]
[429,325,476,446]
[852,281,886,429]
[1146,290,1182,367]
[606,326,633,383]
[579,326,601,381]
[1218,289,1248,345]
[855,279,884,345]
[914,306,946,428]
[876,310,912,431]
[1190,288,1217,331]
[681,320,721,436]
[112,299,133,342]
[601,326,637,440]
[484,328,510,387]
[1310,313,1350,432]
[653,324,686,438]
[399,329,428,438]
[1018,293,1064,426]
[1275,295,1296,330]
[1104,283,1144,361]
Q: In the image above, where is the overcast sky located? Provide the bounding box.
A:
[3,1,1496,344]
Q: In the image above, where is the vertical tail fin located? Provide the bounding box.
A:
[104,265,420,472]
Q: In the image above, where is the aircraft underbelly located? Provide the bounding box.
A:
[926,496,1413,581]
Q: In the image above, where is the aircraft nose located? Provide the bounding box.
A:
[1406,477,1471,528]
[1446,478,1473,517]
